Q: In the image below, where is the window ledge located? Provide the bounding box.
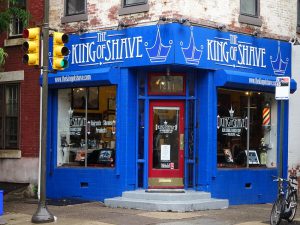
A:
[4,38,26,47]
[239,14,262,27]
[61,14,88,24]
[0,150,21,159]
[119,3,149,16]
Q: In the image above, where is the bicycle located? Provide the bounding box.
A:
[270,175,298,225]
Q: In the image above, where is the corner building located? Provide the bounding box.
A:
[47,0,298,205]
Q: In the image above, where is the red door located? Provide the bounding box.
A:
[148,100,185,189]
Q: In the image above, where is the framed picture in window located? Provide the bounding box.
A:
[107,98,116,111]
[245,150,260,165]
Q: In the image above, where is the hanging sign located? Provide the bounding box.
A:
[275,77,290,100]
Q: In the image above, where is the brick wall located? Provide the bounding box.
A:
[49,0,297,40]
[0,0,44,158]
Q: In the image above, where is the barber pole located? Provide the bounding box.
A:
[262,103,271,127]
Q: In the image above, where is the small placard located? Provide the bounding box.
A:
[170,162,174,169]
[275,77,290,100]
[245,150,260,165]
[161,145,170,161]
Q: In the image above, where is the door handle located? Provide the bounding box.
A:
[180,134,184,150]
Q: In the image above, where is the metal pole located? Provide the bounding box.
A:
[246,94,250,168]
[279,100,284,178]
[32,0,55,222]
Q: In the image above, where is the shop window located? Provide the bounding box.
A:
[119,0,149,16]
[57,86,117,168]
[0,84,19,149]
[61,0,87,23]
[217,89,277,169]
[239,0,262,27]
[148,74,185,95]
[8,0,26,37]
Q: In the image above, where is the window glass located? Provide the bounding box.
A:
[149,75,184,95]
[138,100,145,159]
[57,86,117,168]
[240,0,257,16]
[66,0,85,16]
[0,84,19,149]
[217,89,277,169]
[9,0,26,37]
[124,0,146,7]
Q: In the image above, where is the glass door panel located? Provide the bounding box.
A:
[148,100,184,188]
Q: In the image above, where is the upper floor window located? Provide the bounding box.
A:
[124,0,147,7]
[0,84,20,149]
[239,0,262,27]
[66,0,85,16]
[240,0,258,17]
[9,0,26,37]
[119,0,149,16]
[61,0,87,24]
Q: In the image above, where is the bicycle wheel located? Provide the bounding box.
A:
[286,192,298,222]
[270,198,283,225]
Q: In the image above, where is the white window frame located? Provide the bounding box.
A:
[8,0,26,38]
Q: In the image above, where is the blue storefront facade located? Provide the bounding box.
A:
[46,23,297,205]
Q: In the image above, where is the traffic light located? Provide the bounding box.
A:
[22,27,40,66]
[52,32,69,70]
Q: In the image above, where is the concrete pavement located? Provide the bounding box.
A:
[2,199,300,225]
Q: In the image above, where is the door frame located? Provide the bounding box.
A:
[148,100,185,188]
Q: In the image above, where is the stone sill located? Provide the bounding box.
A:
[4,38,26,47]
[0,150,21,159]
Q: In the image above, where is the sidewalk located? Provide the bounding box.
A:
[2,198,300,225]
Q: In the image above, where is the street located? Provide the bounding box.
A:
[2,198,300,225]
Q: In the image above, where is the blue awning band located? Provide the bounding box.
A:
[44,67,120,88]
[214,69,297,93]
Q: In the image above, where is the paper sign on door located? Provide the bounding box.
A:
[161,145,170,161]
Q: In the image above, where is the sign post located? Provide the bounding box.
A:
[275,77,290,179]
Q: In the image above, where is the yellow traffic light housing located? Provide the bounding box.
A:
[22,27,40,66]
[52,32,69,70]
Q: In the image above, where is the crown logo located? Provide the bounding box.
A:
[180,27,203,65]
[229,106,235,118]
[270,41,289,76]
[145,26,172,63]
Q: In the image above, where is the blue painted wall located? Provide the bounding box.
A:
[45,22,294,205]
[211,169,277,205]
[46,68,138,201]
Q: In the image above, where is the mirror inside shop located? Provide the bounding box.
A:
[57,86,116,167]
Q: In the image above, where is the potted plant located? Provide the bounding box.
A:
[0,47,7,71]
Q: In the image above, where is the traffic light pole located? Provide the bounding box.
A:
[32,0,55,223]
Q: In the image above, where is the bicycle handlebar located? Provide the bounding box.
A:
[272,175,298,185]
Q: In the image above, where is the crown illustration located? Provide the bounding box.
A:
[229,106,235,118]
[270,42,289,76]
[145,27,172,63]
[180,27,203,65]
